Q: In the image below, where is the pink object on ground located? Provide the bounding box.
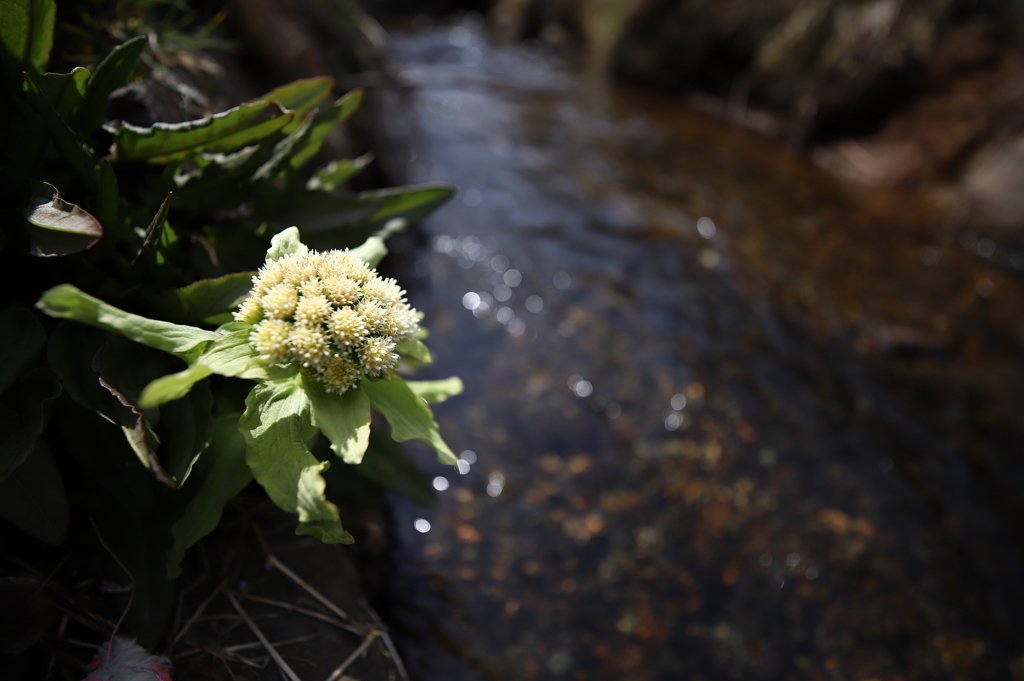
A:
[83,635,172,681]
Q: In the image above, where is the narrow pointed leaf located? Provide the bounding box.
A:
[135,192,172,261]
[302,376,371,464]
[361,375,457,465]
[287,88,364,169]
[159,381,214,486]
[37,284,221,356]
[72,35,147,134]
[249,76,334,130]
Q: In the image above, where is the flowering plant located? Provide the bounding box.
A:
[37,227,460,548]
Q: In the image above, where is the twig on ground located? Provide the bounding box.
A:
[169,579,226,652]
[238,592,363,635]
[177,635,318,658]
[325,630,380,681]
[379,631,409,681]
[254,527,352,623]
[227,592,304,681]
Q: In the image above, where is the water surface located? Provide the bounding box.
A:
[370,19,1024,681]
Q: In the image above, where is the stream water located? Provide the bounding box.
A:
[366,17,1024,681]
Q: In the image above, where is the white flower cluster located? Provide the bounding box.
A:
[234,249,420,393]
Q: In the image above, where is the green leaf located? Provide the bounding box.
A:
[138,364,212,411]
[251,106,318,181]
[93,160,120,242]
[113,100,294,163]
[23,182,103,256]
[149,272,255,325]
[302,376,370,464]
[287,88,364,170]
[239,379,351,543]
[139,328,297,409]
[355,184,453,234]
[0,442,68,545]
[354,428,436,508]
[396,338,432,365]
[0,368,61,483]
[349,235,387,267]
[305,153,373,192]
[71,35,147,135]
[0,0,56,77]
[36,284,222,357]
[0,303,46,394]
[249,76,334,129]
[266,226,308,261]
[134,192,172,262]
[36,67,89,120]
[406,377,463,404]
[167,413,252,578]
[361,375,457,466]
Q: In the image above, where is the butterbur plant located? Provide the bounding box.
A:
[37,227,460,547]
[1,0,460,646]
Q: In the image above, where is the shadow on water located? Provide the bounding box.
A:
[367,17,1024,681]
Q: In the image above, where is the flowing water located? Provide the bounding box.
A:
[366,18,1024,681]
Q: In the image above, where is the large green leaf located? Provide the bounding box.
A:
[406,377,463,404]
[36,67,89,120]
[167,413,252,578]
[354,428,436,508]
[113,100,294,163]
[0,369,61,483]
[302,376,370,464]
[0,0,56,77]
[0,303,46,394]
[23,182,103,256]
[287,88,364,169]
[150,272,255,325]
[361,375,457,466]
[37,284,222,357]
[71,35,147,135]
[239,379,351,543]
[0,442,68,545]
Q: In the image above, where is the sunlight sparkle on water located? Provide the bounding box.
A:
[697,216,717,239]
[414,518,431,533]
[553,272,571,289]
[503,269,522,287]
[525,295,544,312]
[433,476,450,491]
